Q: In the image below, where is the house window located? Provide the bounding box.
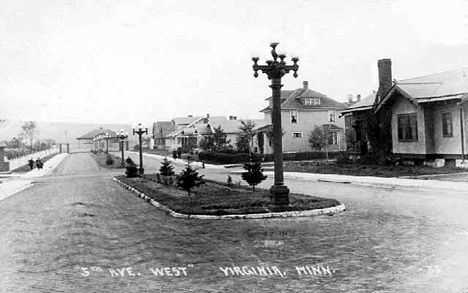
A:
[290,110,298,123]
[292,132,303,138]
[313,98,321,105]
[328,132,338,145]
[442,112,453,137]
[328,111,336,122]
[304,98,312,105]
[397,113,418,141]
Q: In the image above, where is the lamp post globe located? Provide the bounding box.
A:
[252,42,299,210]
[133,123,148,175]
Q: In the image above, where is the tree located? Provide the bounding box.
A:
[212,126,231,152]
[241,157,267,192]
[199,126,231,152]
[176,160,205,196]
[199,135,215,152]
[159,157,175,185]
[236,120,256,153]
[308,125,332,159]
[21,121,38,150]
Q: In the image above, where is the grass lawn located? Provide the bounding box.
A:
[13,153,59,173]
[283,161,468,177]
[115,174,341,215]
[91,152,125,169]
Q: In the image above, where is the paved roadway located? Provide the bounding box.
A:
[0,152,467,292]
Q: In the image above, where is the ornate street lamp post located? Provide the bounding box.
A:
[103,133,111,154]
[133,123,148,175]
[252,42,299,209]
[116,129,128,166]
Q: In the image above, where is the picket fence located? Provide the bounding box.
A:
[7,147,60,171]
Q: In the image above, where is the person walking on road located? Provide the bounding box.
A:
[36,158,43,170]
[28,159,34,170]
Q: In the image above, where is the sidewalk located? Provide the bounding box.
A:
[266,171,468,191]
[0,153,69,202]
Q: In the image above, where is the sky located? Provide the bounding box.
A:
[2,0,468,126]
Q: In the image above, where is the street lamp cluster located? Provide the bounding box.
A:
[252,42,299,209]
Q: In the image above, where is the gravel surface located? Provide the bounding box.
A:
[0,152,467,292]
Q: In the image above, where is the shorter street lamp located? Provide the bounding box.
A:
[133,123,148,175]
[102,133,111,153]
[116,129,128,166]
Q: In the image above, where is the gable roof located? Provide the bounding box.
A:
[153,121,175,138]
[77,128,117,139]
[172,116,202,125]
[261,87,346,112]
[376,67,468,112]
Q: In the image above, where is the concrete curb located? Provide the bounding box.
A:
[125,151,226,170]
[265,171,468,191]
[112,177,346,220]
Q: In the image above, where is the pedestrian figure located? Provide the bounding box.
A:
[28,159,34,170]
[36,158,43,170]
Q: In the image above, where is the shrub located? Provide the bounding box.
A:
[125,164,138,178]
[125,157,138,177]
[106,155,114,165]
[241,158,267,192]
[176,161,205,196]
[159,157,175,186]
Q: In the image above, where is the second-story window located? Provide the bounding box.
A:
[313,98,321,105]
[290,110,298,123]
[328,110,336,122]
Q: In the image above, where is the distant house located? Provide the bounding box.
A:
[153,121,175,150]
[76,128,122,151]
[340,92,376,154]
[154,115,265,151]
[253,81,347,154]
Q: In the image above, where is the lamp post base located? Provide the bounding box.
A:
[269,184,290,210]
[139,168,144,175]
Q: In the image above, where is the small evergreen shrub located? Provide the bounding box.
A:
[241,158,267,192]
[159,157,175,186]
[106,155,114,165]
[176,161,205,196]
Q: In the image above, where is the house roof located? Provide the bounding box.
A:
[153,121,174,139]
[172,116,202,125]
[207,117,267,134]
[261,87,346,112]
[376,67,468,111]
[77,128,117,140]
[340,92,377,115]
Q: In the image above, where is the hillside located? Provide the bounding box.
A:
[0,120,140,149]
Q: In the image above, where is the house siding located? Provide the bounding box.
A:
[392,96,427,155]
[261,109,346,153]
[432,102,467,155]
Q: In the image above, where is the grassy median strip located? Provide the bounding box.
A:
[115,175,341,216]
[283,161,468,178]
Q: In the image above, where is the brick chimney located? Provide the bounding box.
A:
[357,94,361,102]
[348,94,353,104]
[303,81,308,90]
[377,59,392,102]
[206,113,210,118]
